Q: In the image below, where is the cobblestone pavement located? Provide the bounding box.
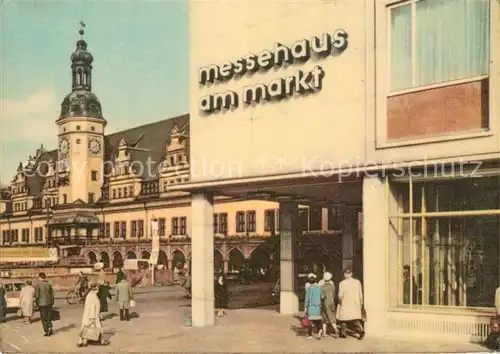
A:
[0,284,487,353]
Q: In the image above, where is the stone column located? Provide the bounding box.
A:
[279,201,299,315]
[223,260,229,274]
[190,191,215,327]
[362,176,390,335]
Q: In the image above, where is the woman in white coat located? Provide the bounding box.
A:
[19,280,35,324]
[77,283,109,347]
[337,268,365,340]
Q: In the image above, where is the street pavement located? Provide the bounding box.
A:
[0,282,487,353]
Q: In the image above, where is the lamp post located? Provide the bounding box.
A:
[42,192,57,248]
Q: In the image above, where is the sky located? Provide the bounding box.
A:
[0,0,189,186]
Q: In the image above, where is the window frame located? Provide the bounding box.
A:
[387,0,490,96]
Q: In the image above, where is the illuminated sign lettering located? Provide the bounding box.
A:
[198,29,348,114]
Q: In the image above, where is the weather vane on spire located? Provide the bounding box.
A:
[79,20,86,37]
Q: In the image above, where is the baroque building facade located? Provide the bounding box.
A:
[0,30,350,275]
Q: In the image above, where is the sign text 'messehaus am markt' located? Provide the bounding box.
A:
[198,29,348,114]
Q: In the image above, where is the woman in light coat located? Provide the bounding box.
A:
[337,268,365,340]
[77,283,109,347]
[19,280,35,323]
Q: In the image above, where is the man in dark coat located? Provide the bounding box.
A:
[116,268,125,284]
[35,272,55,336]
[0,283,6,323]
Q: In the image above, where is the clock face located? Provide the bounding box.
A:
[59,138,69,157]
[88,138,102,155]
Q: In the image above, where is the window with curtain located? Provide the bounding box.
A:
[389,0,489,92]
[390,176,500,309]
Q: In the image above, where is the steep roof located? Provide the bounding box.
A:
[7,114,190,203]
[104,114,189,181]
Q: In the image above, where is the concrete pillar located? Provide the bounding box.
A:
[362,176,390,335]
[190,191,215,327]
[279,201,299,315]
[342,206,358,271]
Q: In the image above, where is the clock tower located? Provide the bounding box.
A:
[56,25,107,204]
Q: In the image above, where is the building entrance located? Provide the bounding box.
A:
[179,174,364,325]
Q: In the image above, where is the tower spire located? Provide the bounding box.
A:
[71,21,93,92]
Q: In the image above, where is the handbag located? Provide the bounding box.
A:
[82,323,101,341]
[301,313,312,328]
[51,309,61,321]
[129,299,136,308]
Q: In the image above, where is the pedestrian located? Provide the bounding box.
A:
[304,273,323,339]
[97,280,112,320]
[116,268,125,284]
[0,282,6,323]
[320,272,339,337]
[34,272,55,336]
[337,268,365,340]
[115,274,133,321]
[77,282,109,347]
[19,280,35,324]
[214,275,228,317]
[305,273,316,291]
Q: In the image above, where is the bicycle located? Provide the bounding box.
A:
[66,289,85,305]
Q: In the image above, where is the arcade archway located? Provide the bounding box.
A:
[112,251,123,268]
[125,251,137,260]
[87,251,97,265]
[141,250,151,260]
[158,250,168,268]
[100,251,110,269]
[228,248,244,272]
[214,249,224,274]
[172,250,186,269]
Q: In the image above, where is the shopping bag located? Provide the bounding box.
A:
[129,299,136,308]
[301,314,312,328]
[82,324,101,341]
[361,307,367,322]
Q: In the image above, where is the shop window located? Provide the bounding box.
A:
[21,228,29,243]
[114,221,120,238]
[219,213,228,235]
[264,209,275,232]
[246,211,256,233]
[158,218,166,236]
[390,176,500,309]
[138,220,144,237]
[213,213,218,234]
[171,217,179,235]
[131,221,137,237]
[389,0,489,92]
[309,207,322,231]
[180,217,187,235]
[236,211,245,233]
[120,221,126,238]
[299,208,309,232]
